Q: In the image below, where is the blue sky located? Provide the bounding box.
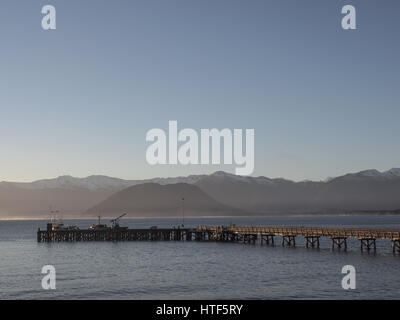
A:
[0,0,399,182]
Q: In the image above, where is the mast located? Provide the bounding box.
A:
[181,197,185,227]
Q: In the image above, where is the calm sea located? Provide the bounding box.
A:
[0,215,399,300]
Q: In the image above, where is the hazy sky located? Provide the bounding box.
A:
[0,0,399,182]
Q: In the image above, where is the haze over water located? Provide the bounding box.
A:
[1,215,399,299]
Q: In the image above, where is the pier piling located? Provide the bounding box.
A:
[331,237,347,250]
[281,235,296,247]
[360,238,376,252]
[305,236,320,248]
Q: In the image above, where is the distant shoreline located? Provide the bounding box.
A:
[1,211,399,221]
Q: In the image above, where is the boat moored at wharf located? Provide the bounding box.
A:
[37,223,400,253]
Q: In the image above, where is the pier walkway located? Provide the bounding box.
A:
[37,225,400,253]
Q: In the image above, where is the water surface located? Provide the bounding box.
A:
[0,215,399,299]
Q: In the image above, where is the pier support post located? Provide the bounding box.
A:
[305,236,320,248]
[261,234,274,246]
[360,238,376,252]
[194,232,201,241]
[392,239,400,253]
[282,235,296,247]
[331,237,347,250]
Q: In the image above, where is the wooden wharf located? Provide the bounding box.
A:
[37,224,400,253]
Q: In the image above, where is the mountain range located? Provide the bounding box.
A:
[0,168,400,218]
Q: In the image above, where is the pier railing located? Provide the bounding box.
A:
[196,225,400,240]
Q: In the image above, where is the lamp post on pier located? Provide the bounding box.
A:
[181,197,185,227]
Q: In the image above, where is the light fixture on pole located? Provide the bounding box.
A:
[181,197,185,227]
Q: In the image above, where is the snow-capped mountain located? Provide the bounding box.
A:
[193,168,400,214]
[0,174,207,191]
[146,174,206,186]
[1,175,139,191]
[383,168,400,178]
[334,168,400,181]
[2,168,399,191]
[1,168,400,217]
[209,171,292,185]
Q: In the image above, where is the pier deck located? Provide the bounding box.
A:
[37,225,400,253]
